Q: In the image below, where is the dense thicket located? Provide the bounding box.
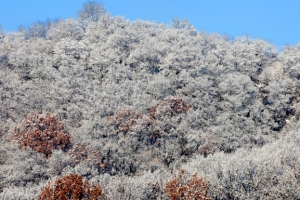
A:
[0,3,300,199]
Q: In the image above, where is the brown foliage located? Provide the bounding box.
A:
[146,98,190,146]
[165,169,210,200]
[107,98,190,135]
[198,134,218,157]
[10,112,72,158]
[198,144,217,158]
[148,97,190,120]
[38,174,104,200]
[106,98,190,151]
[66,143,89,164]
[107,109,142,134]
[66,143,109,169]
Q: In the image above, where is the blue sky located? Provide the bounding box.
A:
[0,0,299,50]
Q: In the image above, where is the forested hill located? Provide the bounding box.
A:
[0,2,300,199]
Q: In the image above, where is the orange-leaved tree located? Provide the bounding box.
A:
[38,174,104,200]
[10,112,72,158]
[107,109,142,134]
[165,169,210,200]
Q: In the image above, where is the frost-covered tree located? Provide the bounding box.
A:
[27,20,52,39]
[1,4,300,199]
[170,17,194,30]
[0,25,4,43]
[47,18,84,41]
[78,1,107,31]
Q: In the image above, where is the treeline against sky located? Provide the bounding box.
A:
[0,2,300,199]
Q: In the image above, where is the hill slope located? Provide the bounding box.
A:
[0,14,300,199]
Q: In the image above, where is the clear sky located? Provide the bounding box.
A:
[0,0,299,50]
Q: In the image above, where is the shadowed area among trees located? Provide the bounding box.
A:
[0,2,300,199]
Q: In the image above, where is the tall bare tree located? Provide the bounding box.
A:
[78,1,107,24]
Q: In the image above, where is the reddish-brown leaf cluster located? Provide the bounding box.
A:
[66,143,109,169]
[38,174,104,200]
[146,97,190,143]
[107,97,190,136]
[107,109,142,134]
[10,112,72,158]
[66,143,89,163]
[148,97,191,121]
[198,135,218,157]
[165,169,210,200]
[198,143,217,158]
